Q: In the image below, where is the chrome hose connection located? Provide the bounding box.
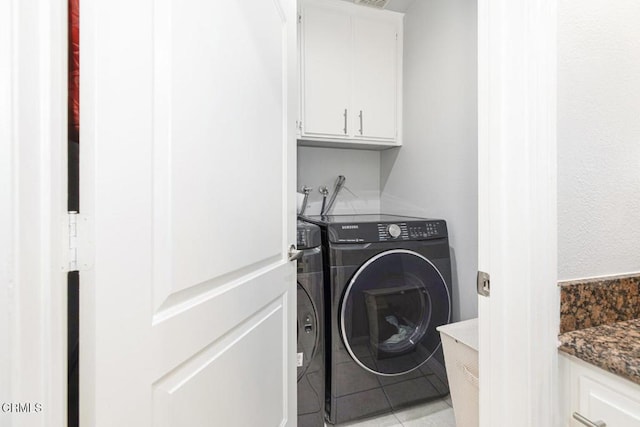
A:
[319,186,329,216]
[322,175,346,216]
[299,185,313,216]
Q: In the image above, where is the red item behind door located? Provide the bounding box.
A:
[69,0,79,142]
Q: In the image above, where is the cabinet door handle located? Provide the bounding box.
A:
[572,412,606,427]
[343,109,348,134]
[359,110,363,135]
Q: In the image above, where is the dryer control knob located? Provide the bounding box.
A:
[387,224,401,238]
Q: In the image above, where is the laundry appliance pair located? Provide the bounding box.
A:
[301,214,452,425]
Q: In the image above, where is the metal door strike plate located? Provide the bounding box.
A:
[477,271,490,297]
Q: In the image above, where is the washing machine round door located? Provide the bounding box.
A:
[340,249,450,376]
[297,283,319,381]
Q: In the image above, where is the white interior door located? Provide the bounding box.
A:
[79,0,298,426]
[477,0,557,426]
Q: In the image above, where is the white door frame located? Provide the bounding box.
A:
[0,0,68,426]
[2,0,559,425]
[478,0,558,426]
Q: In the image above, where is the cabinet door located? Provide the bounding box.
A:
[577,376,640,426]
[302,2,351,138]
[352,14,398,141]
[561,354,640,427]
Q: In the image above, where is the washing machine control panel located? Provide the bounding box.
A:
[297,221,322,249]
[297,229,308,248]
[376,221,445,241]
[408,221,444,240]
[327,220,447,243]
[387,224,402,238]
[378,223,408,240]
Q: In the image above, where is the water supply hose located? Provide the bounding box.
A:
[323,175,346,215]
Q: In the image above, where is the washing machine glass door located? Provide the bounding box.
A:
[340,249,450,376]
[297,283,319,381]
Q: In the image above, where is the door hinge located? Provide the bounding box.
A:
[298,14,302,23]
[477,271,490,297]
[63,211,92,272]
[67,211,79,271]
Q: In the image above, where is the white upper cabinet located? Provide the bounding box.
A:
[352,13,398,141]
[299,0,403,149]
[301,2,351,139]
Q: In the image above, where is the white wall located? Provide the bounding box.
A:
[380,0,478,321]
[558,0,640,280]
[297,146,381,215]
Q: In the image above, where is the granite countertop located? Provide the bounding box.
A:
[559,318,640,385]
[559,274,640,334]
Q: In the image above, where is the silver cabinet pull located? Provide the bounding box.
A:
[343,109,348,134]
[573,412,606,427]
[358,110,363,135]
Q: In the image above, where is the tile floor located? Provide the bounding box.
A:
[327,395,456,427]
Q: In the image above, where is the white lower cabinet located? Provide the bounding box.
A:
[560,353,640,427]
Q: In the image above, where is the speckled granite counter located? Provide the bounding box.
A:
[559,274,640,385]
[559,317,640,385]
[560,274,640,334]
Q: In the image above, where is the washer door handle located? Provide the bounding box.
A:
[288,244,303,261]
[304,315,314,333]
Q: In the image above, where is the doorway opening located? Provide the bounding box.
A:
[67,0,80,425]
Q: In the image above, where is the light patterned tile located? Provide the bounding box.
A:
[334,413,403,427]
[393,399,450,423]
[327,398,457,427]
[444,394,452,407]
[401,406,456,427]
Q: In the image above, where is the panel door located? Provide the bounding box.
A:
[79,0,298,425]
[301,0,351,139]
[352,13,398,141]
